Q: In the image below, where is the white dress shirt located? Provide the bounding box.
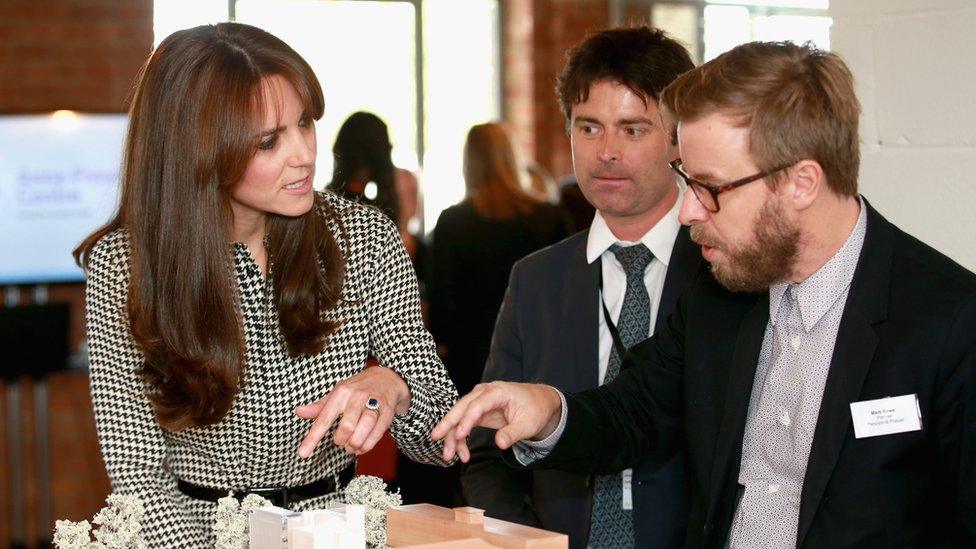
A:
[587,189,683,384]
[518,185,683,462]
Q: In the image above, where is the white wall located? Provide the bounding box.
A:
[830,0,976,271]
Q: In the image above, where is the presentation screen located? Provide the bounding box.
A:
[0,113,125,285]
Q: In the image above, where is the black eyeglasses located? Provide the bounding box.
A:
[669,159,794,213]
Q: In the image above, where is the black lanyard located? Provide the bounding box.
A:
[598,260,629,365]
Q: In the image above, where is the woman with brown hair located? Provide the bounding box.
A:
[328,111,423,262]
[75,23,456,546]
[408,123,569,507]
[428,122,572,404]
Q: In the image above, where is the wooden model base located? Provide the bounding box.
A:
[386,504,567,548]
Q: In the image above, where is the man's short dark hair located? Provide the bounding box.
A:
[556,26,695,122]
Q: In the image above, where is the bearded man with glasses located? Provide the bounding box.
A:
[434,41,976,548]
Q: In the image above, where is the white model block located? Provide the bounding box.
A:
[304,508,345,526]
[291,525,330,549]
[290,523,365,549]
[320,503,365,530]
[340,504,365,530]
[334,527,365,549]
[286,504,367,549]
[285,513,317,549]
[250,506,303,549]
[250,503,366,549]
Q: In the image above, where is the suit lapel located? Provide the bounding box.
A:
[564,232,601,391]
[796,203,893,547]
[705,292,770,530]
[656,226,702,332]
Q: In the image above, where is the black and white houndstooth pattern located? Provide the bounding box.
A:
[85,192,458,548]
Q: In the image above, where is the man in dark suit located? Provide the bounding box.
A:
[436,41,976,547]
[460,27,698,548]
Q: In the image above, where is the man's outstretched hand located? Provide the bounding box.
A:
[430,381,563,462]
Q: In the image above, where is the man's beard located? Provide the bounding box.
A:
[691,196,800,293]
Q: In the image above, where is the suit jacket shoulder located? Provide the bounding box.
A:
[511,229,590,280]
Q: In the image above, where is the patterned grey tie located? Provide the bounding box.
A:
[589,243,654,548]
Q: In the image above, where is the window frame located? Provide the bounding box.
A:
[611,0,830,64]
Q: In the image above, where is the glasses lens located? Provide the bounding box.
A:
[689,181,718,212]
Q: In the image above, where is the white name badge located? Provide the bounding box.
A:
[622,469,633,510]
[850,394,923,439]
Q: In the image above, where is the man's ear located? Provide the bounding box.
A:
[789,159,824,211]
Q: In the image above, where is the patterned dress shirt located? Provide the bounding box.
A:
[86,192,457,547]
[728,198,867,548]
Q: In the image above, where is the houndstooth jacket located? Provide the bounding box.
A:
[85,192,458,547]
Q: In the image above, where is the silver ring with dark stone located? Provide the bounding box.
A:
[365,397,380,412]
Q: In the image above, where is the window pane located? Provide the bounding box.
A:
[704,5,751,61]
[422,0,500,233]
[236,0,418,187]
[708,0,828,8]
[153,0,229,46]
[652,3,701,64]
[753,15,832,50]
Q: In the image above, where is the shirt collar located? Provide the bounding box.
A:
[769,196,868,331]
[586,186,683,265]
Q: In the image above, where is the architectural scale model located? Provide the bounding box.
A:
[386,504,567,548]
[249,503,367,549]
[248,502,567,548]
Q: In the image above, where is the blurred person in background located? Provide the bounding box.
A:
[557,175,597,232]
[398,122,570,507]
[328,111,424,269]
[428,122,572,398]
[525,161,561,204]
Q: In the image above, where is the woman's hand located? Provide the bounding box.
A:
[296,364,411,458]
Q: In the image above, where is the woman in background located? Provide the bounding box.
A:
[328,112,423,264]
[428,122,572,397]
[75,23,455,546]
[400,122,569,508]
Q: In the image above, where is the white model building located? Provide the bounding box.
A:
[249,506,303,549]
[249,503,367,549]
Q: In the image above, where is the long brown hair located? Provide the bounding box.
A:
[463,123,543,219]
[329,112,399,224]
[74,23,345,430]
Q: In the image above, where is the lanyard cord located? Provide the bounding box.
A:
[598,260,629,366]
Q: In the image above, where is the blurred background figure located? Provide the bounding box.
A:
[397,122,572,508]
[328,111,423,268]
[525,161,560,205]
[428,122,572,397]
[556,175,597,233]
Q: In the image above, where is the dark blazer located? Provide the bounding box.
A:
[519,203,976,548]
[428,200,573,397]
[462,225,702,549]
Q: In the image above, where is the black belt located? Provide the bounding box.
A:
[177,464,356,508]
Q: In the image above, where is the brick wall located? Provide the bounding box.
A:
[0,0,152,114]
[501,0,536,161]
[503,0,611,181]
[0,1,152,545]
[831,0,976,271]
